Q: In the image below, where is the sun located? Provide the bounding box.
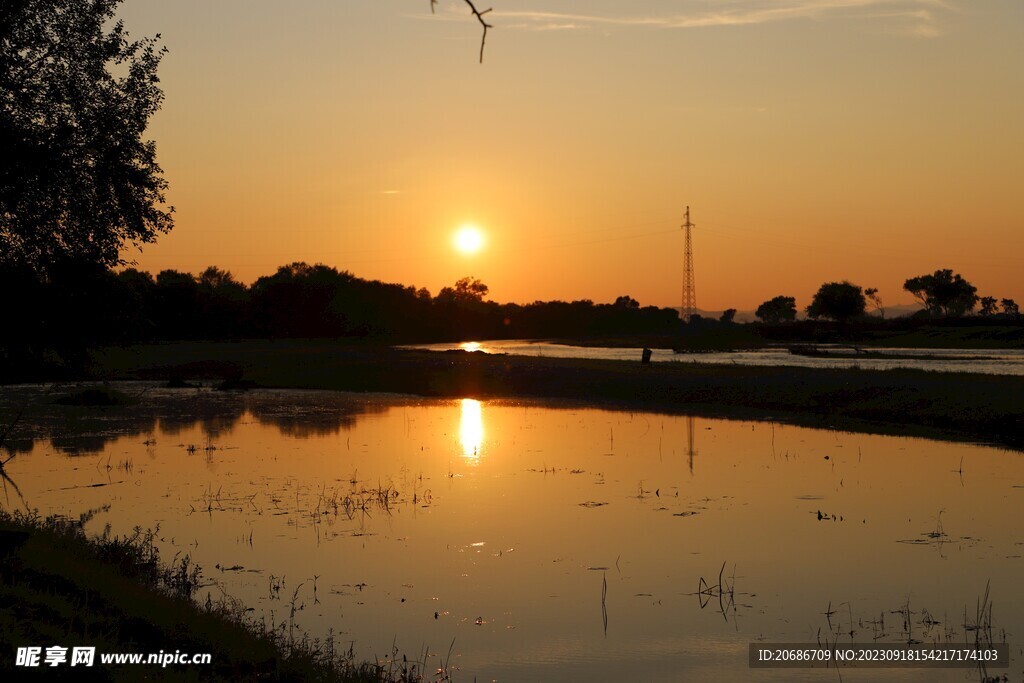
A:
[453,224,485,255]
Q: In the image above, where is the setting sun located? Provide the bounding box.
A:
[453,224,485,255]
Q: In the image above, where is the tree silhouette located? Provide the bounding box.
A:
[197,267,249,337]
[806,282,866,323]
[438,276,489,304]
[755,296,797,324]
[0,0,172,276]
[1001,298,1020,318]
[979,296,998,317]
[719,308,737,324]
[864,288,885,318]
[614,295,640,310]
[251,263,353,338]
[117,268,158,339]
[154,270,200,337]
[903,269,978,317]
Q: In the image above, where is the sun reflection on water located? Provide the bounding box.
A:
[459,398,484,460]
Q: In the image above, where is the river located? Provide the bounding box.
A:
[401,340,1024,376]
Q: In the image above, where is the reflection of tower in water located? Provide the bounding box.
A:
[687,416,697,474]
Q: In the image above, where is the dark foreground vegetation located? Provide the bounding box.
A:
[93,341,1024,450]
[0,508,436,682]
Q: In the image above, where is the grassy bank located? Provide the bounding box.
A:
[91,340,1024,450]
[0,508,432,681]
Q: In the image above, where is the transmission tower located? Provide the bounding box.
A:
[681,206,696,322]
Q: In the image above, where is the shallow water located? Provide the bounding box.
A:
[402,340,1024,376]
[2,385,1022,681]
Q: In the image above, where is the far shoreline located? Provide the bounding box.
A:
[68,340,1024,452]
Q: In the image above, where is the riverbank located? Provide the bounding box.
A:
[90,341,1024,450]
[0,508,430,681]
[548,322,1024,351]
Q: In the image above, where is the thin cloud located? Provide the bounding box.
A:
[491,1,953,37]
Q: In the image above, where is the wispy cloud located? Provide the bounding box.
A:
[464,1,954,38]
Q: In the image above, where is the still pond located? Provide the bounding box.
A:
[2,385,1021,681]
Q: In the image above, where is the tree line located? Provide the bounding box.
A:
[754,269,1019,324]
[1,261,681,354]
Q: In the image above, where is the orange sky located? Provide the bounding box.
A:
[121,1,1023,312]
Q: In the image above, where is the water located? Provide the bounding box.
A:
[401,340,1024,376]
[2,385,1022,681]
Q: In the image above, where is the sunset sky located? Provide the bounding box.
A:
[121,0,1023,312]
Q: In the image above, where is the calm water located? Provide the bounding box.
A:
[2,385,1022,682]
[402,340,1024,376]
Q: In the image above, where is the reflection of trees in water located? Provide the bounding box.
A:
[247,395,388,438]
[156,404,244,441]
[51,433,123,456]
[0,388,393,456]
[20,408,161,456]
[2,438,33,456]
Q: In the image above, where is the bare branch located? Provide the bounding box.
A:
[431,0,494,63]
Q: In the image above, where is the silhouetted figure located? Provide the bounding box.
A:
[641,348,653,364]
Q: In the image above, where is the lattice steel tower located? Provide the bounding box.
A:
[681,206,696,322]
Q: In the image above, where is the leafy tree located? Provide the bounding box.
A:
[755,296,797,324]
[456,276,488,301]
[154,270,199,337]
[117,267,158,338]
[1002,298,1020,318]
[197,266,249,337]
[613,295,640,309]
[0,0,172,276]
[198,266,243,294]
[806,281,866,323]
[438,276,489,304]
[719,308,737,324]
[903,269,978,317]
[251,262,353,337]
[979,296,998,317]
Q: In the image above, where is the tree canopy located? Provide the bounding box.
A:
[755,296,797,324]
[903,269,978,317]
[437,276,490,304]
[806,281,866,323]
[0,0,172,276]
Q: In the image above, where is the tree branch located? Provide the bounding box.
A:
[432,0,493,63]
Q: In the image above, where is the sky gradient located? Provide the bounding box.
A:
[121,0,1023,311]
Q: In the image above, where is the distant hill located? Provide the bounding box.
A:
[882,303,926,318]
[674,308,758,323]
